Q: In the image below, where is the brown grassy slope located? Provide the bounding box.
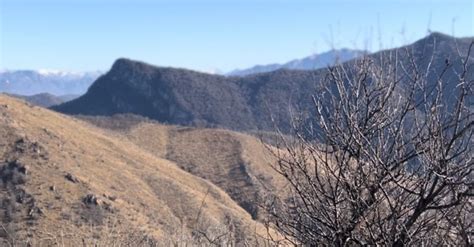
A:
[83,117,289,221]
[0,95,271,245]
[165,127,289,220]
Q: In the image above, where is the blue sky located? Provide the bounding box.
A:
[0,0,472,73]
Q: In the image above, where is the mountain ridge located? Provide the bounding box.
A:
[227,48,366,76]
[53,32,474,134]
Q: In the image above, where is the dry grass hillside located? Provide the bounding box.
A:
[0,95,279,246]
[80,115,290,221]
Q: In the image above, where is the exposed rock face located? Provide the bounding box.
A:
[0,137,48,242]
[65,173,79,183]
[0,160,28,185]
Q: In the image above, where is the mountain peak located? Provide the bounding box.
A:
[110,58,138,71]
[108,58,169,78]
[408,32,473,54]
[412,32,462,47]
[425,31,454,42]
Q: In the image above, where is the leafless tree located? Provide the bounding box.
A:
[265,38,473,246]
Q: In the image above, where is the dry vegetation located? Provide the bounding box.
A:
[0,95,282,246]
[80,115,291,223]
[265,39,473,246]
[1,33,472,246]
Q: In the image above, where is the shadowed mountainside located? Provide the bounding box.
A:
[53,32,474,134]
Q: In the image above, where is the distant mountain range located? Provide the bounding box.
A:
[227,48,365,76]
[0,49,362,96]
[53,33,473,134]
[0,70,101,96]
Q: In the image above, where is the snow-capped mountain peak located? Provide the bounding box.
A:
[0,69,102,96]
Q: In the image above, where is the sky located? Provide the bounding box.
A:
[0,0,472,73]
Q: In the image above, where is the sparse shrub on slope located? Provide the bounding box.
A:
[265,38,473,246]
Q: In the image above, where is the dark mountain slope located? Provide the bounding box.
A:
[55,59,256,130]
[235,69,322,132]
[7,93,79,107]
[53,33,473,133]
[375,32,474,112]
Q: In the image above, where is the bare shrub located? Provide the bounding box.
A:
[265,38,473,246]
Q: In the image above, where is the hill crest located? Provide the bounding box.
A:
[0,94,277,245]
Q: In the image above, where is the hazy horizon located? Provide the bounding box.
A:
[1,0,472,73]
